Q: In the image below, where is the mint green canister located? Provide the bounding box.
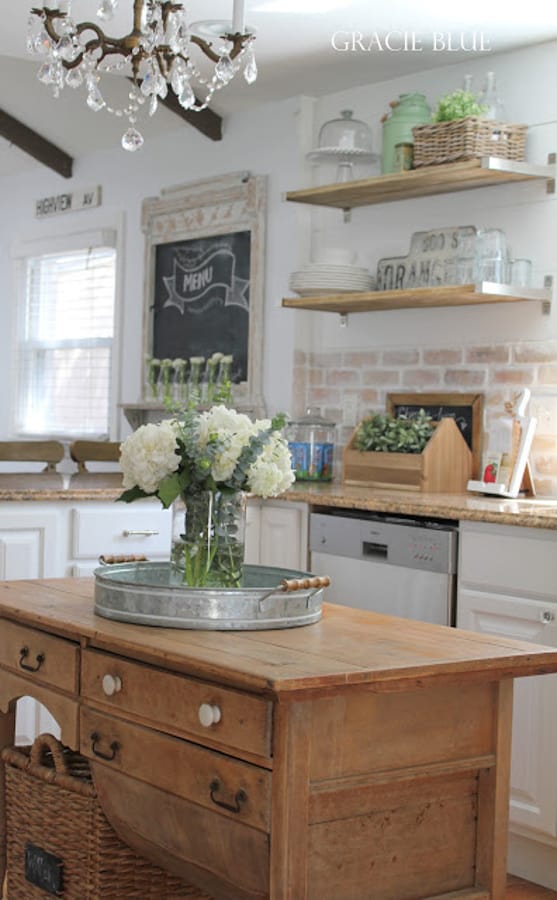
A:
[381,93,431,175]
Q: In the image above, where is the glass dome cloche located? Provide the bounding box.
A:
[307,110,380,181]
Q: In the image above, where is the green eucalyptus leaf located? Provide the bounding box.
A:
[157,473,183,508]
[118,486,151,503]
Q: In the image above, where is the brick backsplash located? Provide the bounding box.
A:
[293,340,557,496]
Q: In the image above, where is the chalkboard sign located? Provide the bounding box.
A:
[386,392,483,478]
[25,842,63,895]
[152,230,251,383]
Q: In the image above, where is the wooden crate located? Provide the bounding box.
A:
[342,417,472,492]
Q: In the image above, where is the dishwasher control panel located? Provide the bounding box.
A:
[310,512,457,575]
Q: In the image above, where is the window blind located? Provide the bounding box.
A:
[16,245,117,438]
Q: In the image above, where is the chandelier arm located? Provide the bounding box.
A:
[188,33,249,64]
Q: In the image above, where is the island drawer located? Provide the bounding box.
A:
[81,648,273,760]
[80,706,272,833]
[0,620,79,693]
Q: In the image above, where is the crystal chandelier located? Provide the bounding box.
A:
[27,0,257,151]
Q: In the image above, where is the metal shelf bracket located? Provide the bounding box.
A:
[543,275,553,315]
[546,153,556,194]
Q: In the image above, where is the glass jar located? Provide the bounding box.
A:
[287,408,335,482]
[381,93,431,174]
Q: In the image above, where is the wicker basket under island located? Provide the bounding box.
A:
[412,116,527,167]
[2,734,213,900]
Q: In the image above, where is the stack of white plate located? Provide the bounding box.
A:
[289,264,375,297]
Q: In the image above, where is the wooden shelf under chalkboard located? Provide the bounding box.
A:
[285,157,556,211]
[282,281,552,314]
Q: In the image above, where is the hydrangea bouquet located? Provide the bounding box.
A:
[119,405,295,587]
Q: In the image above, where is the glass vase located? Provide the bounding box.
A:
[171,490,246,588]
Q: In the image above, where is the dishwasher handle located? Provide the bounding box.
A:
[362,540,388,560]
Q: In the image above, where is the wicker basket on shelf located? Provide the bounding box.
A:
[412,117,527,167]
[1,733,213,900]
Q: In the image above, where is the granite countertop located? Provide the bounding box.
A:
[1,473,557,529]
[283,481,557,530]
[0,472,125,501]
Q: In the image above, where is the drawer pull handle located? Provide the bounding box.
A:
[209,778,247,814]
[122,530,159,537]
[90,731,120,761]
[19,646,45,673]
[198,703,222,727]
[541,610,555,624]
[102,674,122,696]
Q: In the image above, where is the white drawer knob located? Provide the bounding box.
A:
[102,674,122,696]
[198,703,222,727]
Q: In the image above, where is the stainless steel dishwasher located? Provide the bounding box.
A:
[309,510,458,626]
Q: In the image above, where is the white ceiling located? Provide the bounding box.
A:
[1,0,557,177]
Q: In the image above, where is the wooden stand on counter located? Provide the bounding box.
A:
[342,416,472,492]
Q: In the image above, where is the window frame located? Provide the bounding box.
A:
[10,226,123,441]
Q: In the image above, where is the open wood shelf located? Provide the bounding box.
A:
[285,158,556,210]
[282,282,552,314]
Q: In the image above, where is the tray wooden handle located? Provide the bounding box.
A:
[99,554,148,565]
[279,576,331,593]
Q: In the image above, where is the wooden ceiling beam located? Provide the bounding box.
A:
[129,80,223,142]
[160,91,223,142]
[0,107,73,179]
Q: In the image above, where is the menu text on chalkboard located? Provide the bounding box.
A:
[153,230,251,383]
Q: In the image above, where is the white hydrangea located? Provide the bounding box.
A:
[197,405,259,483]
[247,432,295,498]
[120,420,180,494]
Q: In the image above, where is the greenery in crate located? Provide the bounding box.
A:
[432,90,487,123]
[353,410,434,454]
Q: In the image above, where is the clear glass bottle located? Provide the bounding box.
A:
[462,74,474,93]
[479,72,506,121]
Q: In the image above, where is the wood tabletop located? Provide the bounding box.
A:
[1,578,557,697]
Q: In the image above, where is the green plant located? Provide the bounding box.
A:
[353,410,434,454]
[432,90,487,123]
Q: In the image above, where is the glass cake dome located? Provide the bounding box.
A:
[307,110,379,181]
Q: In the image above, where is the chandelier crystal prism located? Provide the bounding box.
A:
[27,0,256,151]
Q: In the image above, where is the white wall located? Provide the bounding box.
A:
[0,95,306,437]
[300,40,557,355]
[1,39,556,445]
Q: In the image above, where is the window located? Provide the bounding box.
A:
[14,233,117,438]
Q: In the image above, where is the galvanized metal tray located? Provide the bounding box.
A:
[94,562,328,630]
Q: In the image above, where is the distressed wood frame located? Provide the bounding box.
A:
[141,172,266,416]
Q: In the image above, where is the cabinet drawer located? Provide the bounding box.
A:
[81,649,272,760]
[71,503,171,559]
[459,522,557,599]
[0,620,79,693]
[80,707,271,833]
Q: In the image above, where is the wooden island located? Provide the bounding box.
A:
[1,578,557,899]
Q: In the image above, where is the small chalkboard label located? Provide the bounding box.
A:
[25,842,63,895]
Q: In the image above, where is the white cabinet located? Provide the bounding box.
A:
[245,499,308,571]
[458,520,557,889]
[0,503,66,579]
[68,500,172,576]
